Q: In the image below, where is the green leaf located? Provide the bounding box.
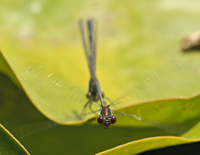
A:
[1,0,200,154]
[97,136,197,155]
[0,124,30,155]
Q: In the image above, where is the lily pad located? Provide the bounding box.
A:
[1,0,200,155]
[97,136,197,155]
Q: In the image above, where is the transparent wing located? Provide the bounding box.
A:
[21,63,99,124]
[78,18,97,78]
[92,20,97,75]
[108,62,193,135]
[20,109,100,138]
[109,61,189,108]
[112,110,187,135]
[78,19,90,71]
[87,18,97,77]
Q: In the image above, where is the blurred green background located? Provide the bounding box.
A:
[1,0,200,154]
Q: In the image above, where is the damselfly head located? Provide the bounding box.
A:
[97,115,117,129]
[97,105,117,129]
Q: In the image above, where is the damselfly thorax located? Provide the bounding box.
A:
[86,77,104,102]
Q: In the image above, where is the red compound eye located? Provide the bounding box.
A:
[97,117,103,124]
[111,116,117,124]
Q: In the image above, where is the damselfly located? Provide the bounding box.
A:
[79,18,116,128]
